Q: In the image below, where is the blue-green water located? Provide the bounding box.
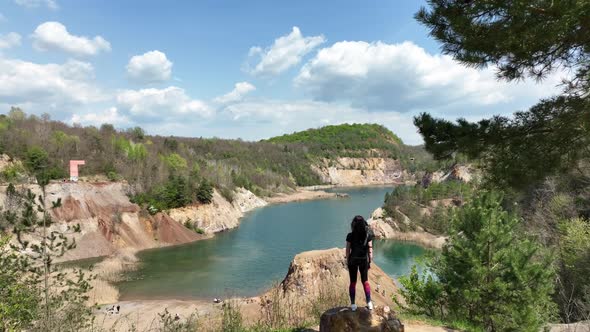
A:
[117,186,426,300]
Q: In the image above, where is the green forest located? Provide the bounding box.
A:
[0,113,426,210]
[390,1,590,331]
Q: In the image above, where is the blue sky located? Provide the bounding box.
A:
[0,0,565,144]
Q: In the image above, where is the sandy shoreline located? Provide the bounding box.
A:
[264,189,339,204]
[299,181,407,191]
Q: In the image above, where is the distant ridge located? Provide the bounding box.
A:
[267,123,403,158]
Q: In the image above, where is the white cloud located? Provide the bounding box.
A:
[70,107,130,127]
[0,57,105,113]
[32,21,111,57]
[246,26,325,77]
[295,41,563,116]
[219,99,422,144]
[126,50,173,84]
[117,87,213,121]
[14,0,58,10]
[0,32,21,49]
[214,82,256,104]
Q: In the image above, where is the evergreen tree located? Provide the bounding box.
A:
[196,179,214,204]
[440,191,555,330]
[399,191,556,331]
[413,0,590,189]
[0,236,39,331]
[1,186,93,331]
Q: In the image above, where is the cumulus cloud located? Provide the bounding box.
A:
[0,57,105,113]
[295,41,563,115]
[0,32,21,49]
[131,98,423,144]
[246,26,325,77]
[32,22,111,57]
[126,50,173,84]
[70,107,130,127]
[214,82,256,104]
[14,0,58,10]
[117,87,213,122]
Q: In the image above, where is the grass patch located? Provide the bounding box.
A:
[398,312,484,332]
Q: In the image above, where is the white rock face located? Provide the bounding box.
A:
[0,181,202,262]
[312,157,406,186]
[368,207,447,249]
[421,164,477,187]
[167,187,267,234]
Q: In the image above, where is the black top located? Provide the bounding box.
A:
[346,230,374,260]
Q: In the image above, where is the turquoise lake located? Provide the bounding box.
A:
[117,186,426,300]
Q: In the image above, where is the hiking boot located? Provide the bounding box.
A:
[351,304,357,312]
[367,301,374,310]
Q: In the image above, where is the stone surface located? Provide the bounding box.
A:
[312,157,408,186]
[368,208,446,249]
[269,248,400,307]
[421,164,476,187]
[319,306,404,332]
[167,187,267,234]
[0,182,205,261]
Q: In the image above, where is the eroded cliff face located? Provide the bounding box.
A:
[0,180,271,262]
[311,157,408,186]
[421,164,476,187]
[269,248,400,307]
[167,187,267,234]
[368,207,447,249]
[0,182,204,261]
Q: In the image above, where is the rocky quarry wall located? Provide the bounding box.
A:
[0,182,265,261]
[312,157,410,186]
[167,187,267,234]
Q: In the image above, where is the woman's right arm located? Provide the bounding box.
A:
[345,241,351,261]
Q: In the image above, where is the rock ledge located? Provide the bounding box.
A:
[320,306,404,332]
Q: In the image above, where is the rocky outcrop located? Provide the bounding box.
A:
[312,158,408,186]
[271,248,400,307]
[167,187,267,234]
[548,321,590,332]
[368,208,446,249]
[0,182,204,261]
[421,164,476,187]
[320,306,404,332]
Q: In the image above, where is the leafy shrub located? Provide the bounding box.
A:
[557,218,590,321]
[161,153,188,171]
[106,171,120,182]
[397,266,444,317]
[0,164,25,182]
[0,236,40,331]
[219,186,235,203]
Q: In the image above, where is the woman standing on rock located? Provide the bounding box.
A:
[345,215,374,311]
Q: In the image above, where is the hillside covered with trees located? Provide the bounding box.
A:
[0,110,429,209]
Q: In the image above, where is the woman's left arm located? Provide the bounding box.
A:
[368,240,373,262]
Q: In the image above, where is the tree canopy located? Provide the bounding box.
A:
[414,0,590,189]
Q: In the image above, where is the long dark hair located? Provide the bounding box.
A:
[350,215,367,244]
